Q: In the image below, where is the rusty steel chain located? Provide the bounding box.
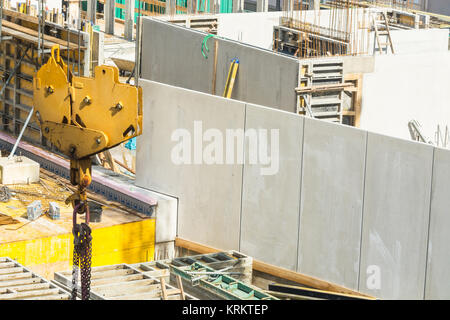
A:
[71,238,80,300]
[71,204,92,300]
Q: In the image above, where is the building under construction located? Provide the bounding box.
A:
[0,0,449,301]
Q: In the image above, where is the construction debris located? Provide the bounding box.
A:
[26,200,42,221]
[54,264,196,300]
[0,156,39,185]
[0,212,18,226]
[48,202,60,220]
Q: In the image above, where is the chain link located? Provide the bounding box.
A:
[72,222,92,300]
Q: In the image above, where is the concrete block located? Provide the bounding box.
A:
[298,118,366,290]
[127,186,178,244]
[359,133,433,299]
[0,156,40,185]
[48,202,60,220]
[135,80,245,251]
[27,200,42,221]
[425,147,450,299]
[240,104,303,270]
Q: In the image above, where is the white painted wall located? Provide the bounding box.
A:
[22,0,62,11]
[217,9,448,56]
[216,9,337,50]
[359,51,450,142]
[217,11,284,49]
[369,28,449,55]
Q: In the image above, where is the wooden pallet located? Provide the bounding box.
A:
[0,257,70,300]
[54,263,197,300]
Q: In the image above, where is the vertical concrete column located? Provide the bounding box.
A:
[424,15,430,29]
[187,0,193,14]
[414,14,420,29]
[166,0,175,15]
[124,0,135,40]
[214,0,220,13]
[87,0,97,23]
[67,2,80,27]
[207,0,219,13]
[312,0,320,10]
[256,0,268,12]
[276,0,281,11]
[105,0,115,35]
[233,0,244,12]
[208,0,215,13]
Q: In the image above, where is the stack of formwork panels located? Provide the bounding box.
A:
[134,250,253,284]
[297,58,347,123]
[53,263,197,300]
[0,257,70,300]
[132,251,261,300]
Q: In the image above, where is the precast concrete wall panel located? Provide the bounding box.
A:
[298,118,367,290]
[240,104,303,270]
[425,147,450,299]
[359,133,433,299]
[135,80,245,250]
[140,19,215,94]
[140,18,299,113]
[214,40,299,113]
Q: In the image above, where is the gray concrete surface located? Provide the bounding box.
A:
[135,80,245,251]
[425,147,450,299]
[135,79,450,299]
[140,18,299,113]
[426,0,450,16]
[140,19,216,95]
[240,104,303,270]
[298,118,367,290]
[359,133,433,299]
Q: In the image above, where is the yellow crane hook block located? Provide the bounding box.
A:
[33,45,143,160]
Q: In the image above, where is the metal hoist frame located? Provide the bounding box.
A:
[33,45,143,299]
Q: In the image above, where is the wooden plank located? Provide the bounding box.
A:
[295,82,355,93]
[92,279,158,293]
[176,275,185,300]
[110,288,180,300]
[0,288,59,299]
[0,272,32,281]
[0,267,23,275]
[1,26,68,50]
[160,277,168,300]
[22,293,70,300]
[90,274,144,286]
[2,20,83,50]
[3,8,83,45]
[99,283,163,298]
[0,282,50,293]
[0,262,16,269]
[90,268,135,279]
[268,283,375,300]
[175,237,374,298]
[344,73,363,128]
[0,277,41,288]
[142,269,169,278]
[60,264,127,276]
